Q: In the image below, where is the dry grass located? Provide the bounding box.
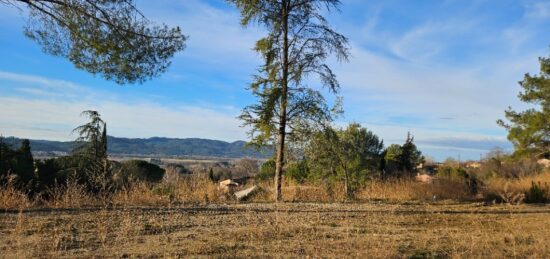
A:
[2,172,550,257]
[3,172,550,211]
[357,178,471,202]
[483,171,550,204]
[1,203,550,258]
[0,180,31,211]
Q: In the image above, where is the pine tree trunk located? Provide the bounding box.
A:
[274,0,289,203]
[344,169,350,199]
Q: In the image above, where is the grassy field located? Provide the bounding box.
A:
[1,202,550,258]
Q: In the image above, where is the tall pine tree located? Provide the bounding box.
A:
[229,0,350,201]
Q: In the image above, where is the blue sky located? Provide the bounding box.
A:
[1,0,550,161]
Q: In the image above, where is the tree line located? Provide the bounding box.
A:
[256,123,423,198]
[1,111,165,198]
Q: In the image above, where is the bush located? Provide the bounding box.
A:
[115,160,165,184]
[524,181,549,203]
[256,159,275,182]
[285,160,309,183]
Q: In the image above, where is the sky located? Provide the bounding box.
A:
[1,0,550,161]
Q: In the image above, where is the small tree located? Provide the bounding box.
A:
[2,0,186,84]
[498,53,550,159]
[306,123,384,198]
[73,110,105,159]
[72,110,112,194]
[399,132,423,174]
[382,133,423,177]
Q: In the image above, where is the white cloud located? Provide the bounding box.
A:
[0,71,84,91]
[333,44,540,150]
[0,96,246,142]
[0,71,247,142]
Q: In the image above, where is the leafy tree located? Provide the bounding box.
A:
[498,54,550,159]
[382,133,423,177]
[382,144,402,176]
[285,159,309,183]
[306,123,384,198]
[229,0,350,201]
[2,0,186,84]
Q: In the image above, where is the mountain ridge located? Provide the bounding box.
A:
[2,136,271,158]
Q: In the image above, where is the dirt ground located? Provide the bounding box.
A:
[1,202,550,258]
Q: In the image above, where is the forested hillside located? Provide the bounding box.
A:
[3,136,270,158]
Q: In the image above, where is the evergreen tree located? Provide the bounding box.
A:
[16,139,35,184]
[73,110,105,159]
[229,0,350,201]
[399,132,423,174]
[498,54,550,158]
[2,0,186,84]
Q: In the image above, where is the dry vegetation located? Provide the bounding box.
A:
[2,171,550,257]
[1,203,550,258]
[2,171,550,209]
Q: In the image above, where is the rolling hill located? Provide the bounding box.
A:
[2,136,271,158]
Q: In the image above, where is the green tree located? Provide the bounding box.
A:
[73,110,105,159]
[399,132,423,174]
[0,137,35,185]
[72,110,113,194]
[382,133,423,177]
[16,139,34,184]
[306,123,384,198]
[2,0,186,84]
[382,144,402,176]
[229,0,350,201]
[498,54,550,159]
[256,158,276,182]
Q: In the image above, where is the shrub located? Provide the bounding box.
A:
[524,181,549,203]
[115,160,165,184]
[256,159,275,182]
[285,160,309,183]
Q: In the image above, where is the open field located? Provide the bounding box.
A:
[1,202,550,258]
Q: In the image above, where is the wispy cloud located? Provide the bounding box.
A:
[0,71,84,91]
[524,1,550,19]
[0,71,246,142]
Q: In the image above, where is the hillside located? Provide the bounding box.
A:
[2,136,271,158]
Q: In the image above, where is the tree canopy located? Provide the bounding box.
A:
[3,0,186,84]
[498,54,550,158]
[306,123,384,197]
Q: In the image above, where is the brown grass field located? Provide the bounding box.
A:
[1,202,550,258]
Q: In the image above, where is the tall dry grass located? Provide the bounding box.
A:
[0,177,32,210]
[356,177,471,202]
[2,171,550,210]
[483,171,550,203]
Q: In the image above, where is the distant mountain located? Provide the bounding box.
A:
[2,136,272,158]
